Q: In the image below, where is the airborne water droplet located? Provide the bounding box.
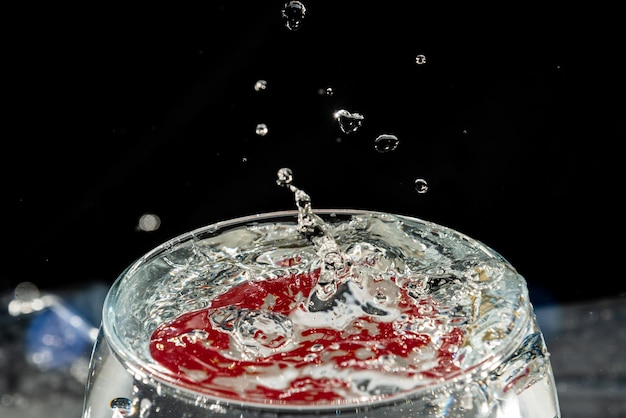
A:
[256,123,269,136]
[281,1,307,31]
[414,178,429,194]
[254,79,267,91]
[374,134,399,153]
[334,109,364,134]
[276,167,294,186]
[318,86,334,96]
[415,54,427,65]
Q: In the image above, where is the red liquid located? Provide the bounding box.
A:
[150,268,464,404]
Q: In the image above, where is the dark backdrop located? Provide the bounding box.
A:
[3,3,624,306]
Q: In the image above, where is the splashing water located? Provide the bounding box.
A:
[276,168,353,304]
[334,109,364,134]
[143,168,553,410]
[281,1,307,31]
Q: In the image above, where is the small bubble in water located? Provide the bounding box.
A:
[281,1,306,31]
[256,123,269,136]
[254,79,267,91]
[276,168,293,186]
[374,290,388,304]
[110,397,133,416]
[334,109,364,134]
[414,178,429,194]
[374,134,399,153]
[415,54,427,65]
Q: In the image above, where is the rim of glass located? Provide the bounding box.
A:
[101,208,531,411]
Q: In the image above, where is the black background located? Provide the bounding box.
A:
[2,3,624,306]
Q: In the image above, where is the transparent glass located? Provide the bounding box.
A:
[82,209,560,417]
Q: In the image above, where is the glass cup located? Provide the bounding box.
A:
[82,209,560,417]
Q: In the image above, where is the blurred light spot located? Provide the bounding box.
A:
[140,398,153,416]
[89,327,100,341]
[415,54,427,65]
[138,213,161,232]
[70,314,85,327]
[15,281,39,300]
[8,282,52,316]
[70,356,91,384]
[1,394,13,406]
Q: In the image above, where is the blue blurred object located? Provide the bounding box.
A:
[0,282,108,418]
[24,296,97,371]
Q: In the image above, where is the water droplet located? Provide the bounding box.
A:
[276,168,294,187]
[414,178,429,194]
[415,54,427,65]
[110,397,133,416]
[334,109,364,134]
[318,86,334,96]
[256,123,269,136]
[281,1,307,31]
[254,79,267,91]
[374,134,399,153]
[137,213,161,232]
